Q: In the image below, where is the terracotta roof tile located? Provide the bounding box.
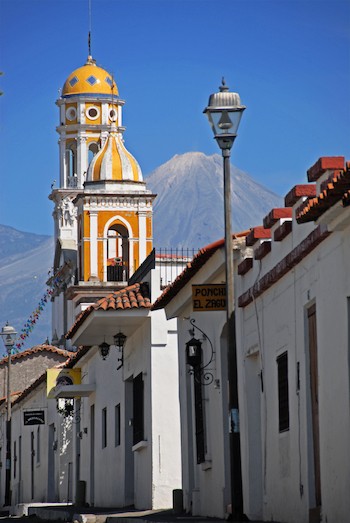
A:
[284,184,317,207]
[6,345,90,409]
[307,156,345,182]
[66,282,151,339]
[296,164,350,223]
[152,231,249,311]
[246,227,271,246]
[263,208,293,229]
[0,345,74,366]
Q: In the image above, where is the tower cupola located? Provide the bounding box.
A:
[56,56,125,191]
[62,55,118,98]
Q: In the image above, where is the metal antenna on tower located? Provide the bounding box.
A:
[88,0,92,56]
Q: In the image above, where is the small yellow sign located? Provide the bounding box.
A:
[47,368,81,398]
[192,284,226,311]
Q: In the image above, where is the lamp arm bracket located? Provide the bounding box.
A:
[189,318,215,371]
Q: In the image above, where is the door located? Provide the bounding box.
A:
[308,305,321,512]
[31,431,35,499]
[90,405,95,506]
[124,379,134,506]
[47,424,56,501]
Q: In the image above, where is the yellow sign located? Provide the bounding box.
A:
[47,368,81,398]
[192,284,226,311]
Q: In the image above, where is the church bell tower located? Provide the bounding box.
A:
[49,56,155,346]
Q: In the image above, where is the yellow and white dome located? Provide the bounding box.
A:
[62,56,118,97]
[87,130,143,183]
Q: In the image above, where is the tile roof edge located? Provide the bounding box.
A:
[66,282,151,340]
[152,231,250,311]
[0,345,75,366]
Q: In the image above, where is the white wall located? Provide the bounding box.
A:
[9,382,73,506]
[236,213,350,523]
[75,305,182,510]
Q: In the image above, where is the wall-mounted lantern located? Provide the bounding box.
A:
[99,332,127,371]
[185,318,214,386]
[114,332,127,370]
[99,341,110,360]
[186,337,202,368]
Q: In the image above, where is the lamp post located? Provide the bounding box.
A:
[204,79,245,518]
[0,322,17,507]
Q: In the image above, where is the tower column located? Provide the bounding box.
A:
[138,211,148,264]
[77,135,88,187]
[89,211,99,281]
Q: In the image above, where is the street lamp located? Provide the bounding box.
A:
[204,79,245,518]
[0,322,17,507]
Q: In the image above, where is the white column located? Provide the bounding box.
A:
[77,135,87,188]
[102,103,109,125]
[138,211,147,264]
[89,211,99,281]
[78,102,85,124]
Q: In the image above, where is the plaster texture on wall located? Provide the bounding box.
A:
[77,348,127,508]
[0,352,69,400]
[151,327,182,509]
[6,381,73,505]
[69,295,182,511]
[236,206,350,523]
[162,245,233,518]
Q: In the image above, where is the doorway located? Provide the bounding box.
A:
[90,405,95,506]
[307,304,321,518]
[47,424,56,501]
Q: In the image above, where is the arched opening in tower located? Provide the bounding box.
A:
[88,142,99,166]
[65,144,77,188]
[106,224,129,282]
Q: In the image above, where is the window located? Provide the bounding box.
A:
[102,407,107,448]
[86,106,100,120]
[36,426,41,464]
[65,145,77,179]
[133,373,144,445]
[66,106,77,121]
[13,441,17,479]
[115,404,121,447]
[193,348,206,464]
[87,75,97,86]
[88,142,99,165]
[277,351,289,432]
[109,108,117,122]
[69,76,78,87]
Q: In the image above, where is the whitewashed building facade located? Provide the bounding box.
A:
[235,156,350,523]
[153,234,249,518]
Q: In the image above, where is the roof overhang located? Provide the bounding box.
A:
[70,308,151,347]
[53,383,96,398]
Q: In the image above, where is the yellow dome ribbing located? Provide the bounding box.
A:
[87,132,143,183]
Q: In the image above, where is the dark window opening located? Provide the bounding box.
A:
[277,351,290,432]
[133,373,144,445]
[115,404,121,447]
[193,348,206,464]
[102,407,107,448]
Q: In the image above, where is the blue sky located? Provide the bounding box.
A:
[1,0,349,236]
